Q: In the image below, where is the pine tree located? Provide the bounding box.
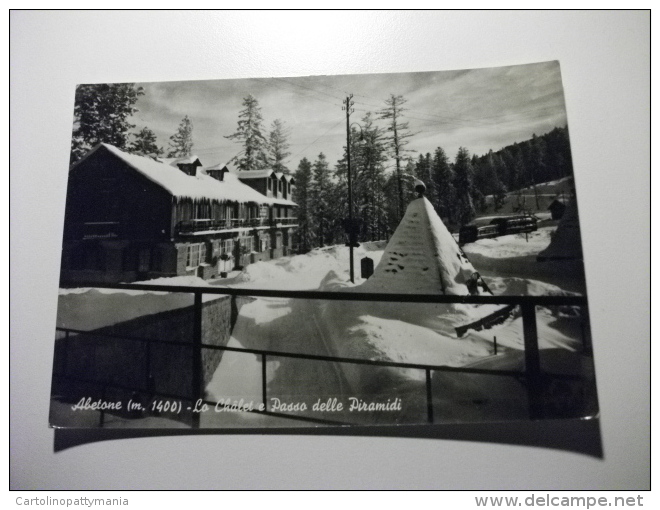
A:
[128,126,164,157]
[383,164,417,234]
[492,153,508,211]
[168,116,194,157]
[544,126,573,180]
[499,148,517,192]
[453,147,476,226]
[378,94,416,221]
[293,158,314,253]
[353,113,389,241]
[431,147,455,223]
[70,83,144,164]
[268,119,292,174]
[529,133,546,209]
[310,153,333,247]
[415,153,435,204]
[472,150,507,213]
[335,113,389,241]
[512,150,526,191]
[225,94,269,171]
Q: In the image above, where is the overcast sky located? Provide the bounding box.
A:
[128,60,568,171]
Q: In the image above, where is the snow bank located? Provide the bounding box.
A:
[139,275,213,287]
[464,228,554,259]
[57,276,219,331]
[537,196,583,261]
[231,246,383,290]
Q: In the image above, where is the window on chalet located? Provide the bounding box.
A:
[194,201,211,220]
[138,248,151,272]
[72,243,103,270]
[240,235,254,253]
[260,235,271,253]
[186,243,206,268]
[222,239,234,257]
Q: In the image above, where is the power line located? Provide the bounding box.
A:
[352,90,563,127]
[405,106,563,128]
[353,99,562,128]
[274,77,345,102]
[270,78,344,108]
[289,117,345,161]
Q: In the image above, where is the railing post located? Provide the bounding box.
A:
[581,305,592,355]
[99,385,106,427]
[145,338,153,394]
[62,330,69,377]
[230,294,239,331]
[425,369,434,423]
[521,303,544,419]
[191,291,203,428]
[261,353,268,411]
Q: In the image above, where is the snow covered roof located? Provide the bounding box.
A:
[205,163,229,172]
[359,197,479,295]
[235,169,276,179]
[73,144,296,207]
[270,196,297,206]
[235,170,294,183]
[158,155,202,167]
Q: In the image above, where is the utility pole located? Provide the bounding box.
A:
[343,94,356,283]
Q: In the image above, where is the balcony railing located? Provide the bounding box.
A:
[269,217,298,227]
[177,217,297,235]
[82,221,120,239]
[52,281,592,429]
[176,218,269,234]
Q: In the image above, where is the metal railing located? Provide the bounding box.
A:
[269,217,298,227]
[176,217,298,235]
[53,281,590,428]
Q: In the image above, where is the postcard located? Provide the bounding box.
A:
[49,61,597,430]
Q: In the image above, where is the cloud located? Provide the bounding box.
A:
[109,61,568,167]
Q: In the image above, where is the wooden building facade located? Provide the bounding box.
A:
[60,144,297,284]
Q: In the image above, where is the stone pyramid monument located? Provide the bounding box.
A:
[360,194,484,295]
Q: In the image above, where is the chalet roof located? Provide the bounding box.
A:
[159,155,203,167]
[73,144,296,207]
[235,169,276,179]
[205,163,229,172]
[235,169,294,183]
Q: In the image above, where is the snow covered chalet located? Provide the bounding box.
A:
[60,144,297,283]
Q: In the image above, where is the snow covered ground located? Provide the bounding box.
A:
[54,225,595,428]
[201,229,593,426]
[462,228,587,294]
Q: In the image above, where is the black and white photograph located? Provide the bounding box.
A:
[48,61,598,430]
